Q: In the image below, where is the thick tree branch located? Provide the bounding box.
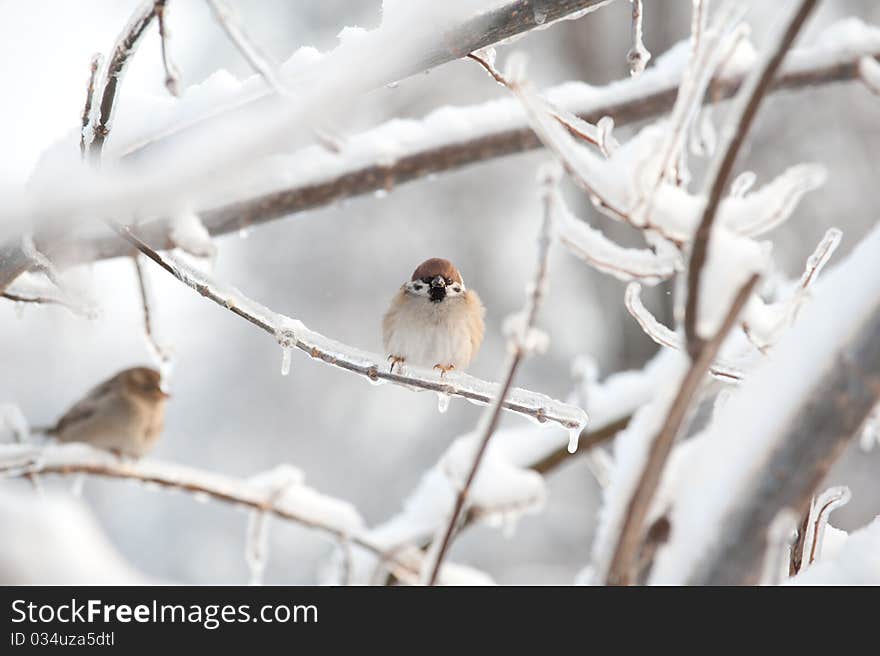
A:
[690,305,880,585]
[684,0,818,356]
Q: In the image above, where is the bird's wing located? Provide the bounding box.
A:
[51,377,119,435]
[465,289,486,355]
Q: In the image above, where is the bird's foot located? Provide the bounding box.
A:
[388,355,406,374]
[433,364,455,378]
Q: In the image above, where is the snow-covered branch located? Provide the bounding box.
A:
[38,19,880,269]
[107,222,587,432]
[0,442,437,581]
[651,225,880,585]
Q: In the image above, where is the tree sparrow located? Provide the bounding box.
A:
[383,258,485,375]
[46,367,168,458]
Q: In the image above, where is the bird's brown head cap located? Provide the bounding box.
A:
[122,367,169,399]
[411,258,463,285]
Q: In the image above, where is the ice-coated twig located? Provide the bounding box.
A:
[685,0,819,356]
[155,0,181,96]
[624,283,743,381]
[89,0,164,162]
[605,275,758,585]
[205,0,288,96]
[79,53,103,159]
[20,235,97,319]
[802,486,851,567]
[106,221,586,431]
[858,55,880,95]
[635,4,746,226]
[468,51,613,154]
[0,442,427,579]
[425,165,567,586]
[742,228,841,353]
[554,192,679,284]
[759,508,798,585]
[132,255,173,367]
[626,0,651,76]
[2,291,87,316]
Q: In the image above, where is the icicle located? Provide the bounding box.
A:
[238,227,251,239]
[14,302,24,319]
[280,347,292,376]
[436,392,451,414]
[567,426,581,453]
[373,189,388,199]
[192,491,211,504]
[245,510,269,586]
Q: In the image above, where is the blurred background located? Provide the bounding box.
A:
[1,0,878,584]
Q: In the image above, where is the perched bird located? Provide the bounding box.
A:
[46,367,168,458]
[383,258,485,375]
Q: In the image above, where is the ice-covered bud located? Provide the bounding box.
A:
[730,171,756,198]
[503,312,549,354]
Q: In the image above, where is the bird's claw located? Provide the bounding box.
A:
[388,355,406,374]
[433,364,455,378]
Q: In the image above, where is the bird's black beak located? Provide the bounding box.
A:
[429,276,446,302]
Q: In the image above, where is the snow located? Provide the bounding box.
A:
[169,210,217,258]
[589,350,688,580]
[0,443,366,538]
[788,516,880,585]
[0,489,152,584]
[651,223,880,584]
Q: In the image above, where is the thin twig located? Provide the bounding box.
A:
[104,220,586,431]
[684,0,818,356]
[626,0,650,76]
[204,0,288,96]
[79,54,103,159]
[89,0,163,163]
[624,283,743,381]
[426,167,559,586]
[2,292,81,314]
[155,0,181,96]
[132,255,172,364]
[605,274,758,585]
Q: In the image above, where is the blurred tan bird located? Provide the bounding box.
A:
[46,367,168,458]
[383,258,485,376]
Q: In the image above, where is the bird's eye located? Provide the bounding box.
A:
[452,285,461,292]
[421,277,431,284]
[413,283,423,290]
